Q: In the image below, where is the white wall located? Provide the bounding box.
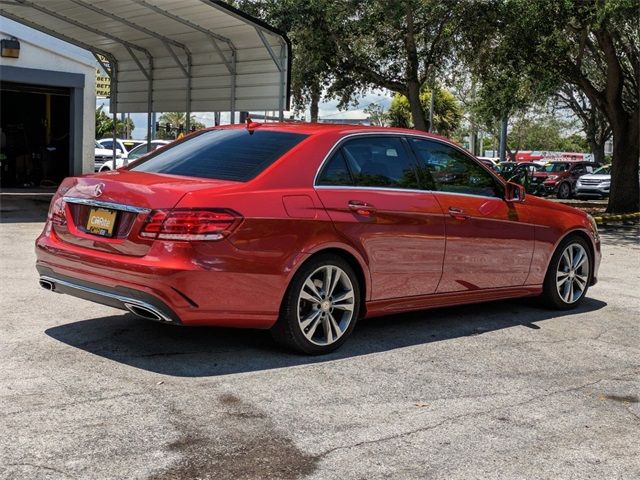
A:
[0,17,96,174]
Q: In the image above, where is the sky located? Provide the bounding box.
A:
[97,91,393,140]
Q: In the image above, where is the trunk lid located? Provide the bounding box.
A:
[54,170,240,256]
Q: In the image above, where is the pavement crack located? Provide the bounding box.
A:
[316,377,613,459]
[6,463,78,479]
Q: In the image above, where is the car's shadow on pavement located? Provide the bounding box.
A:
[45,297,607,377]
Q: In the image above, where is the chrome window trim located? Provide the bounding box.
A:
[63,196,151,214]
[314,185,502,201]
[312,131,504,199]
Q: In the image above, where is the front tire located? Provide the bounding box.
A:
[557,182,571,199]
[271,254,360,355]
[541,235,592,309]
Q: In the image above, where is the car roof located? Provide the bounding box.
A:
[210,122,453,142]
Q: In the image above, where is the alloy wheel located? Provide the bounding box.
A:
[555,243,589,304]
[297,265,355,346]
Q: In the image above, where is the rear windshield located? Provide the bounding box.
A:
[130,129,308,181]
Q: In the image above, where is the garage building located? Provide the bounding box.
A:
[0,17,95,189]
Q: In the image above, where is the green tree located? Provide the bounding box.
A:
[387,87,463,137]
[508,114,588,153]
[95,106,135,139]
[156,113,205,140]
[554,86,611,164]
[329,0,466,131]
[461,0,639,213]
[363,102,387,127]
[231,0,343,122]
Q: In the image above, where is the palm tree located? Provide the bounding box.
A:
[157,112,205,139]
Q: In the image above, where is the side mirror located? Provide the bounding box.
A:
[505,181,525,202]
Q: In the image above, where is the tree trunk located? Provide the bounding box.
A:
[404,6,428,132]
[589,139,606,164]
[310,87,321,123]
[407,80,428,131]
[607,118,640,213]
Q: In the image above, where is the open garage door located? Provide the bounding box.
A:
[0,81,71,188]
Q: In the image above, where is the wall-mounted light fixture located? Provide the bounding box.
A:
[1,37,20,58]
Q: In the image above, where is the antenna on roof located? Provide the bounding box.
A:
[245,115,262,133]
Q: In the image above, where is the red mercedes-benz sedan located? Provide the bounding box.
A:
[36,124,601,354]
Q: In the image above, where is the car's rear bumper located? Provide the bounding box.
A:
[35,226,285,328]
[37,266,181,324]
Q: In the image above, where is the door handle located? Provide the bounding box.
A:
[348,200,377,217]
[448,207,469,220]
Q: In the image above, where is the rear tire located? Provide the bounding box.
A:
[271,254,361,355]
[541,235,592,309]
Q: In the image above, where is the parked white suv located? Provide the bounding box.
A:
[97,140,170,171]
[97,139,145,158]
[575,165,610,198]
[94,141,120,172]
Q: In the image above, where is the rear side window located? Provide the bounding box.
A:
[317,151,354,186]
[130,129,308,181]
[343,137,419,189]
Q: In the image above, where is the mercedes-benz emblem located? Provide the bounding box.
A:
[94,183,105,197]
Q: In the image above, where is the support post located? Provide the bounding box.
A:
[112,102,117,166]
[278,44,285,121]
[230,51,237,124]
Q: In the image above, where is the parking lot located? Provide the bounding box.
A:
[1,201,639,480]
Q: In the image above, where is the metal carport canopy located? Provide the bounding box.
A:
[0,0,291,129]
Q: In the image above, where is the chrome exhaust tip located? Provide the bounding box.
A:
[124,303,164,322]
[39,279,55,291]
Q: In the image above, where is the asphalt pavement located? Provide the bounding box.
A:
[1,206,638,479]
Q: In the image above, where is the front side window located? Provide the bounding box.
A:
[130,129,308,182]
[409,138,500,197]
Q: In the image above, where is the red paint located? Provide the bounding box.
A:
[36,124,601,328]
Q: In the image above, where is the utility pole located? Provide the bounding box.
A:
[499,115,508,162]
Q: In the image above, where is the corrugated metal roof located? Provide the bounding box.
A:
[0,0,290,114]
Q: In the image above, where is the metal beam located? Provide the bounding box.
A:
[256,27,282,72]
[125,46,151,81]
[130,0,236,73]
[0,9,117,69]
[70,0,191,76]
[11,0,152,64]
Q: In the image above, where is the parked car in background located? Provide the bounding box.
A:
[98,140,170,171]
[96,138,145,159]
[477,156,499,171]
[576,165,611,199]
[532,161,599,199]
[36,124,601,354]
[498,162,543,194]
[94,141,120,172]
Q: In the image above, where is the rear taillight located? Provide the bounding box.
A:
[140,209,241,241]
[48,196,67,225]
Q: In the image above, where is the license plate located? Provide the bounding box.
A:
[86,208,117,237]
